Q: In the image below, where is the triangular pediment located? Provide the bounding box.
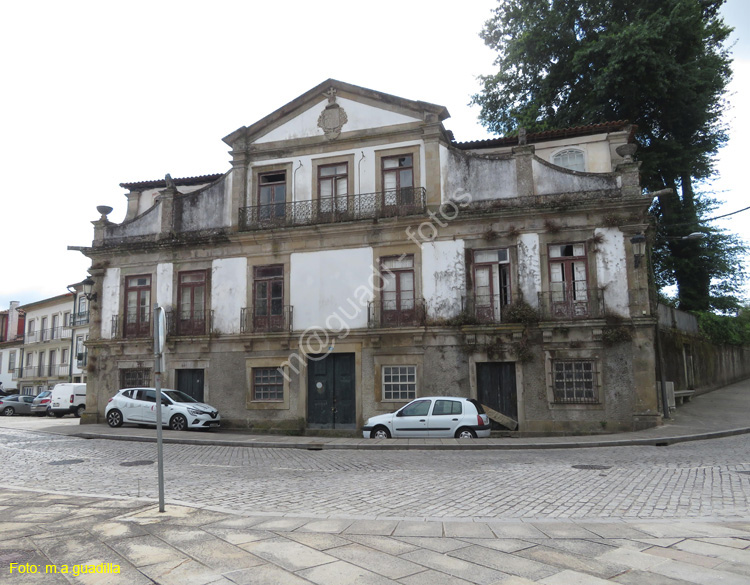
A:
[223,79,449,147]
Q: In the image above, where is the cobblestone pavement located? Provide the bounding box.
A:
[2,426,750,521]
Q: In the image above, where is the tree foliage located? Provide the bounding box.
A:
[473,0,743,311]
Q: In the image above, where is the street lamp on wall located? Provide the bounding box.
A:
[81,277,97,302]
[630,234,647,268]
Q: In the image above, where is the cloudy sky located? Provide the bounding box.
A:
[1,0,747,309]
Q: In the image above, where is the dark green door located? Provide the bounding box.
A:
[477,362,517,430]
[307,353,355,429]
[176,369,204,402]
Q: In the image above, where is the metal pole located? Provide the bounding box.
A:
[154,305,166,512]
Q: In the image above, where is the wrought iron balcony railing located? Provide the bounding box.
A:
[17,364,70,379]
[241,306,293,333]
[239,188,426,231]
[165,310,214,336]
[538,287,605,320]
[72,311,90,326]
[368,298,426,328]
[26,327,72,344]
[111,314,153,340]
[461,294,512,324]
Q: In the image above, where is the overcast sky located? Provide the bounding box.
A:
[1,0,748,309]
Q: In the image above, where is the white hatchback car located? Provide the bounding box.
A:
[105,388,220,431]
[362,397,491,439]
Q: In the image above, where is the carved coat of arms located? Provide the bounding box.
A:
[317,87,348,140]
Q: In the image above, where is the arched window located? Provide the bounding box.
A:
[552,148,585,172]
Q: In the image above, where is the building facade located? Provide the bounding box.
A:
[74,79,659,434]
[0,302,25,392]
[14,291,89,396]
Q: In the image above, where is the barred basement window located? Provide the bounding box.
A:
[253,367,284,401]
[553,360,598,404]
[382,365,416,401]
[120,368,152,389]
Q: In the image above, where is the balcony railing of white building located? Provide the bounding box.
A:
[25,326,73,344]
[165,310,214,337]
[460,294,512,325]
[16,364,70,379]
[239,188,427,231]
[72,311,90,326]
[111,315,153,340]
[240,306,294,333]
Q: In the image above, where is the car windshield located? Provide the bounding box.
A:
[162,390,199,403]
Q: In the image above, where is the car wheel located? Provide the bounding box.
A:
[2,407,14,416]
[46,407,52,417]
[74,405,85,418]
[370,426,391,439]
[106,409,123,428]
[455,427,477,439]
[169,414,188,431]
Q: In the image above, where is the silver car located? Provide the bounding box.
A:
[362,397,491,439]
[0,395,34,416]
[30,391,52,416]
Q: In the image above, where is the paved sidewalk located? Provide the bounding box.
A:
[13,378,750,451]
[3,488,750,585]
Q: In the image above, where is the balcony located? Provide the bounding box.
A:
[26,327,72,344]
[368,299,426,328]
[538,288,605,320]
[166,310,214,336]
[72,311,90,326]
[462,294,510,324]
[241,306,293,333]
[111,314,153,340]
[17,364,70,379]
[239,188,426,231]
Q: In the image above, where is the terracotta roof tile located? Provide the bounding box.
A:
[119,173,224,191]
[454,121,632,149]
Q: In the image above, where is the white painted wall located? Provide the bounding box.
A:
[422,240,465,318]
[247,140,424,205]
[594,227,630,317]
[517,234,541,307]
[291,247,374,332]
[211,257,247,335]
[256,97,422,144]
[101,267,121,339]
[156,264,174,311]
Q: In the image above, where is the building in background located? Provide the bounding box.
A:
[0,302,25,392]
[72,79,658,435]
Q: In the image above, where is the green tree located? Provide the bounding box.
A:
[472,0,741,311]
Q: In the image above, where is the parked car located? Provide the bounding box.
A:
[105,388,221,431]
[49,383,87,418]
[30,391,52,416]
[362,397,491,439]
[0,395,35,416]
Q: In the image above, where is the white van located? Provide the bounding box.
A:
[50,383,87,418]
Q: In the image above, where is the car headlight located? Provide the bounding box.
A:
[187,408,208,416]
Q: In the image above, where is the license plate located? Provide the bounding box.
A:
[52,402,60,407]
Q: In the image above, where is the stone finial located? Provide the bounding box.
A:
[518,126,527,145]
[165,173,176,189]
[616,143,638,162]
[96,206,113,222]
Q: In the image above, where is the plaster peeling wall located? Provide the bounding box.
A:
[422,240,465,318]
[156,264,174,311]
[211,257,247,335]
[594,227,629,317]
[441,147,517,203]
[176,176,230,231]
[101,267,121,339]
[256,97,422,144]
[105,204,161,239]
[138,184,210,217]
[517,233,541,307]
[532,159,619,195]
[291,247,373,331]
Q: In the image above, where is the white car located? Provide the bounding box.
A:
[362,396,491,439]
[105,388,220,431]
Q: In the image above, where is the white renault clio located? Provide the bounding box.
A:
[362,396,491,439]
[105,388,220,431]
